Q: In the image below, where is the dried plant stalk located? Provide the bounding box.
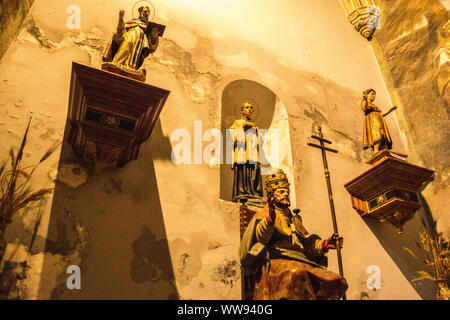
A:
[404,223,450,300]
[0,119,60,264]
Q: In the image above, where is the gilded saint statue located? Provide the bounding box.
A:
[102,6,164,81]
[362,89,397,153]
[230,102,264,205]
[240,169,348,300]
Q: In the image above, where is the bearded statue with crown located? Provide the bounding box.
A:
[239,169,348,300]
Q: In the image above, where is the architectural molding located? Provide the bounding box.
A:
[341,0,380,41]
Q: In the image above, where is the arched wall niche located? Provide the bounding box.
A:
[219,79,297,207]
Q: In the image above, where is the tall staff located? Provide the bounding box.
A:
[307,127,346,300]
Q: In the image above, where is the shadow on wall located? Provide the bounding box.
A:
[361,184,439,300]
[220,79,277,202]
[37,119,178,299]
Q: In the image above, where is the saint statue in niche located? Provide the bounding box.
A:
[230,102,264,206]
[240,169,348,300]
[362,89,397,154]
[102,6,165,81]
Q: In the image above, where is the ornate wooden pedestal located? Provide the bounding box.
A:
[67,62,170,173]
[344,150,434,234]
[239,199,258,300]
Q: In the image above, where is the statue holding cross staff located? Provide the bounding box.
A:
[239,168,348,300]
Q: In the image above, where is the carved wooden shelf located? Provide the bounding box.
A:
[67,62,170,173]
[344,151,434,233]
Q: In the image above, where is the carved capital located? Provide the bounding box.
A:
[341,0,380,41]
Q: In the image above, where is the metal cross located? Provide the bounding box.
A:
[308,126,346,300]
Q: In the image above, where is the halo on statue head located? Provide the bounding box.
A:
[235,98,260,121]
[132,0,156,21]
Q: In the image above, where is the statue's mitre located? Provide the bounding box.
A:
[265,169,290,194]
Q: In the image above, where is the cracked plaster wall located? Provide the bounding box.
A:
[0,0,442,299]
[372,0,450,236]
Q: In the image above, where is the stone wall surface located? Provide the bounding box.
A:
[0,0,445,300]
[373,0,449,242]
[0,0,35,60]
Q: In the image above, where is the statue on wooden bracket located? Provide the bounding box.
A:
[66,2,170,174]
[102,3,165,82]
[344,89,434,234]
[230,101,264,207]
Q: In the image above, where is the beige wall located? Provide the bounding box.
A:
[0,0,443,299]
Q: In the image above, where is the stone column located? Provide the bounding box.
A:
[340,0,380,40]
[435,20,450,98]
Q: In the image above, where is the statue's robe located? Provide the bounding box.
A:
[362,102,393,150]
[230,118,263,202]
[240,205,348,300]
[103,19,156,70]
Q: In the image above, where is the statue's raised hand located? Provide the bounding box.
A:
[267,194,276,225]
[322,233,343,252]
[116,10,125,35]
